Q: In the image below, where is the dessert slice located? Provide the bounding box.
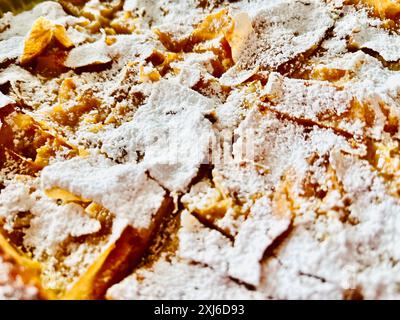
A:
[0,156,173,299]
[42,157,173,299]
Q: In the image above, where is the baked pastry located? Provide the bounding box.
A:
[1,0,400,300]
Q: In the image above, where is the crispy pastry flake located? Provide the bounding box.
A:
[20,17,74,65]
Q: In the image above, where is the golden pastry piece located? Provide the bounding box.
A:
[0,232,51,300]
[20,17,73,65]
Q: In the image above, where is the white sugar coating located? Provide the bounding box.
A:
[219,65,259,87]
[2,0,400,300]
[320,5,372,56]
[107,34,158,66]
[178,210,232,274]
[101,80,216,192]
[260,257,343,299]
[0,176,113,293]
[65,32,154,70]
[228,0,287,16]
[228,196,291,286]
[123,0,205,28]
[261,72,387,139]
[330,149,377,195]
[260,151,400,299]
[40,156,166,229]
[268,202,400,299]
[172,51,218,88]
[180,178,246,236]
[0,256,40,300]
[107,255,264,300]
[0,36,23,64]
[0,65,35,83]
[264,72,352,121]
[25,199,101,257]
[0,65,40,87]
[0,1,85,41]
[214,109,357,201]
[65,27,91,47]
[41,217,130,293]
[314,51,400,112]
[178,197,291,286]
[237,0,334,70]
[64,37,111,68]
[214,86,254,131]
[270,222,356,290]
[0,65,49,109]
[353,27,400,62]
[123,0,282,29]
[0,179,101,256]
[0,181,35,230]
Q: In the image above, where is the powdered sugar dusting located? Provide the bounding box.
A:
[41,156,166,229]
[237,0,334,70]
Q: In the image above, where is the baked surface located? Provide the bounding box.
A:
[1,0,400,300]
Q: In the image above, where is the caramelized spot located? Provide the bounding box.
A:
[191,9,233,43]
[0,112,77,170]
[311,67,349,83]
[347,0,400,20]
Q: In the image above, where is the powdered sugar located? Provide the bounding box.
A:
[237,0,334,70]
[41,155,166,229]
[0,2,85,41]
[178,197,291,287]
[264,72,351,120]
[64,36,111,68]
[0,179,101,256]
[101,80,216,192]
[0,92,15,109]
[0,36,23,64]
